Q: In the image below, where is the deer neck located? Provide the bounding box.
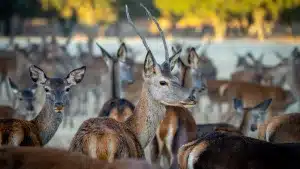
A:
[107,61,122,99]
[125,83,166,148]
[0,76,14,106]
[181,67,193,89]
[238,111,251,135]
[30,97,63,145]
[34,85,46,114]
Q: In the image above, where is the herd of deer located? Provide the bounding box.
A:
[0,4,300,169]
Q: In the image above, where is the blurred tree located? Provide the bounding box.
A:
[41,0,116,26]
[41,0,117,54]
[154,0,300,40]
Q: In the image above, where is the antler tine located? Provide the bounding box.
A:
[140,3,169,64]
[259,53,264,62]
[125,5,150,52]
[273,51,283,60]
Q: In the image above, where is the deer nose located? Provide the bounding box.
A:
[54,102,64,112]
[27,105,34,111]
[250,124,257,131]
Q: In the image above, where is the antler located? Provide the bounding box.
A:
[125,5,150,52]
[273,51,284,60]
[258,53,264,63]
[246,52,256,63]
[140,3,169,64]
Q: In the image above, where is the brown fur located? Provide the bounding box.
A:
[205,79,231,114]
[220,81,293,120]
[261,113,300,143]
[0,146,160,169]
[177,103,265,169]
[0,106,15,119]
[0,106,26,120]
[177,139,199,169]
[69,117,144,160]
[178,132,300,169]
[0,118,41,146]
[231,70,262,84]
[151,106,197,167]
[99,98,135,122]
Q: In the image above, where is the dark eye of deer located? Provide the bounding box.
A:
[44,88,50,93]
[66,88,70,92]
[160,81,167,86]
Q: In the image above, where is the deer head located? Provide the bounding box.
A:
[235,53,252,70]
[9,78,38,116]
[234,98,272,132]
[126,4,199,107]
[29,65,86,113]
[291,47,300,65]
[97,42,134,85]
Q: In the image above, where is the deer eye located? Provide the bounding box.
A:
[44,87,50,93]
[65,87,70,92]
[159,81,168,86]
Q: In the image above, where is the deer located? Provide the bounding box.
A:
[175,47,230,120]
[68,4,198,163]
[0,146,161,169]
[76,42,109,117]
[247,112,300,143]
[259,51,289,87]
[149,48,206,169]
[230,52,265,84]
[287,47,300,112]
[0,55,17,106]
[177,98,273,169]
[178,131,300,169]
[0,78,45,120]
[219,81,295,128]
[97,43,136,122]
[0,65,85,146]
[196,98,272,138]
[178,42,217,114]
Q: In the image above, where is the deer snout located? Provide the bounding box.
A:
[54,102,64,112]
[27,104,34,111]
[250,124,257,131]
[180,89,198,108]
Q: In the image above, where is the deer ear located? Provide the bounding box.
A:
[117,43,127,62]
[29,65,48,85]
[188,48,199,67]
[143,51,160,78]
[253,98,272,112]
[9,78,19,94]
[171,46,177,54]
[97,43,114,63]
[65,66,86,86]
[233,98,243,114]
[169,49,181,71]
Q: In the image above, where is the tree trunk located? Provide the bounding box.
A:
[3,18,11,37]
[211,14,227,41]
[251,8,266,41]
